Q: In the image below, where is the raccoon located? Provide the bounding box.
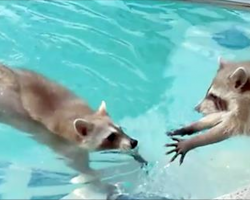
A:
[0,64,138,173]
[166,57,250,165]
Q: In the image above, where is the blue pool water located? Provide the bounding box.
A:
[1,0,250,199]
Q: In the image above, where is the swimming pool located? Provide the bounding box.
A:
[1,0,250,199]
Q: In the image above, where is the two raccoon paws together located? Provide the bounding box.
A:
[165,129,192,165]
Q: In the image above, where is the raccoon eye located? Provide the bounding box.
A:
[107,133,117,142]
[208,93,218,99]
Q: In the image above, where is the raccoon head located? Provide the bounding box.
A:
[73,101,138,152]
[195,57,250,116]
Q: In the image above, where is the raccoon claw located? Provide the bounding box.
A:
[166,131,174,136]
[171,137,183,142]
[166,129,186,137]
[165,138,189,165]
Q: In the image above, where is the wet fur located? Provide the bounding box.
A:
[0,64,135,174]
[166,58,250,164]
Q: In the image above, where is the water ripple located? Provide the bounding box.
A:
[1,0,250,199]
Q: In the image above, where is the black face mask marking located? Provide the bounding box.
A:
[98,125,125,151]
[107,132,116,142]
[207,93,228,111]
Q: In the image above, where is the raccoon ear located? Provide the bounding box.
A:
[229,67,248,90]
[96,101,107,116]
[218,56,228,69]
[73,119,94,136]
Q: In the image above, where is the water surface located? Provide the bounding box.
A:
[0,0,250,199]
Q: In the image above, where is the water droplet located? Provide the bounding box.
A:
[164,163,170,169]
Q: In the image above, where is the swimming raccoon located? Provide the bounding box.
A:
[166,57,250,164]
[0,63,138,173]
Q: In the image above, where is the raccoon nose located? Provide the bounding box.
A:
[130,139,138,149]
[195,104,201,112]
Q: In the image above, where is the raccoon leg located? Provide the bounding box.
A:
[166,121,231,165]
[167,112,224,137]
[65,148,100,184]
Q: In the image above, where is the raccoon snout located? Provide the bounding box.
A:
[195,104,201,112]
[130,139,138,149]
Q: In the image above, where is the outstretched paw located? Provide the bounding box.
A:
[166,129,185,137]
[166,127,194,137]
[165,137,190,165]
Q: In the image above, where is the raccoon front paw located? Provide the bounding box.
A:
[166,127,194,137]
[165,137,191,165]
[70,175,90,184]
[167,129,182,137]
[70,172,99,184]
